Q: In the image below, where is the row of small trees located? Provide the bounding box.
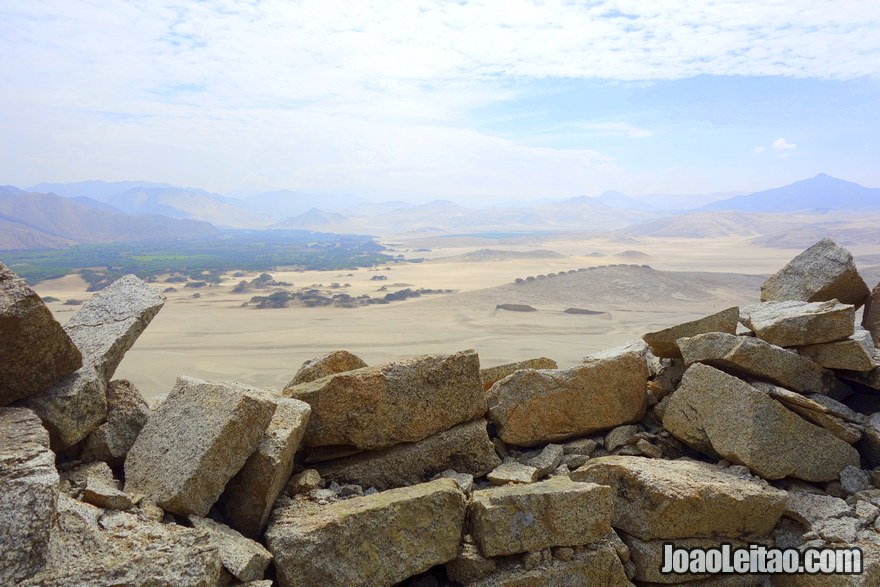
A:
[513,264,651,284]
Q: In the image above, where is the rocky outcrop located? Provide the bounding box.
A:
[0,408,59,585]
[740,299,855,347]
[677,331,847,396]
[760,238,870,306]
[0,261,82,406]
[480,357,558,390]
[487,341,647,446]
[62,274,165,382]
[315,419,500,491]
[469,477,612,557]
[81,379,150,465]
[266,478,466,587]
[284,350,485,450]
[572,456,786,540]
[221,397,311,538]
[662,364,860,481]
[642,306,739,358]
[289,349,368,385]
[20,495,222,586]
[124,376,276,516]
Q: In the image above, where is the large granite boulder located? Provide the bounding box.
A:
[124,376,276,516]
[289,350,368,385]
[571,456,786,540]
[265,478,466,587]
[487,341,647,446]
[0,261,82,405]
[760,238,869,306]
[18,365,107,450]
[662,364,860,481]
[642,306,739,358]
[480,357,558,390]
[221,397,311,538]
[469,477,612,557]
[316,419,500,491]
[740,300,855,347]
[0,408,59,585]
[20,495,222,586]
[81,379,150,465]
[283,350,485,450]
[677,332,847,396]
[63,274,165,382]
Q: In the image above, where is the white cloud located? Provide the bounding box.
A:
[773,138,797,151]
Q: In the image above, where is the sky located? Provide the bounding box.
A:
[1,0,879,205]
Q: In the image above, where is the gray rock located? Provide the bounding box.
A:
[859,413,880,468]
[487,461,540,485]
[480,356,558,390]
[124,376,276,516]
[20,495,222,587]
[605,424,640,451]
[221,397,311,538]
[487,341,647,446]
[289,349,368,385]
[799,330,877,372]
[266,479,466,587]
[783,489,851,530]
[469,477,612,557]
[189,516,272,583]
[572,456,787,540]
[63,274,165,383]
[18,365,107,451]
[0,408,59,585]
[677,331,848,396]
[740,299,855,347]
[316,419,500,491]
[432,470,474,494]
[81,379,150,465]
[642,306,739,358]
[663,364,860,481]
[525,443,564,476]
[0,262,82,406]
[864,282,880,345]
[284,350,486,450]
[760,238,870,306]
[563,437,598,455]
[840,466,873,495]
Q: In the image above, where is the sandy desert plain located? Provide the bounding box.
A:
[32,232,880,400]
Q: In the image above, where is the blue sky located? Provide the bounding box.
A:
[1,1,878,204]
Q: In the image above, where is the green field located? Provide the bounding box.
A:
[1,229,392,288]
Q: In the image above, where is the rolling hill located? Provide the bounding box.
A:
[704,174,880,212]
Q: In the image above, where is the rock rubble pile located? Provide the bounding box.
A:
[3,236,880,586]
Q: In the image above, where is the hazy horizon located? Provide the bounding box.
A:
[2,2,879,205]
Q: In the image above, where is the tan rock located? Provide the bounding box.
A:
[783,489,851,530]
[445,542,496,585]
[284,350,485,450]
[82,478,134,510]
[760,238,870,306]
[289,349,368,385]
[190,516,272,583]
[316,419,500,491]
[469,477,612,557]
[18,365,107,451]
[81,379,150,465]
[572,456,786,540]
[663,364,860,481]
[20,495,222,587]
[221,397,310,538]
[266,478,466,587]
[799,330,877,372]
[487,462,540,485]
[124,376,276,516]
[62,274,165,382]
[643,306,739,358]
[864,282,880,345]
[772,540,880,586]
[0,408,59,585]
[740,300,855,347]
[487,341,647,446]
[286,469,321,495]
[480,357,558,390]
[0,262,82,406]
[677,332,848,396]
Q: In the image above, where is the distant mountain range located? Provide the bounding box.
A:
[0,186,218,250]
[0,173,875,251]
